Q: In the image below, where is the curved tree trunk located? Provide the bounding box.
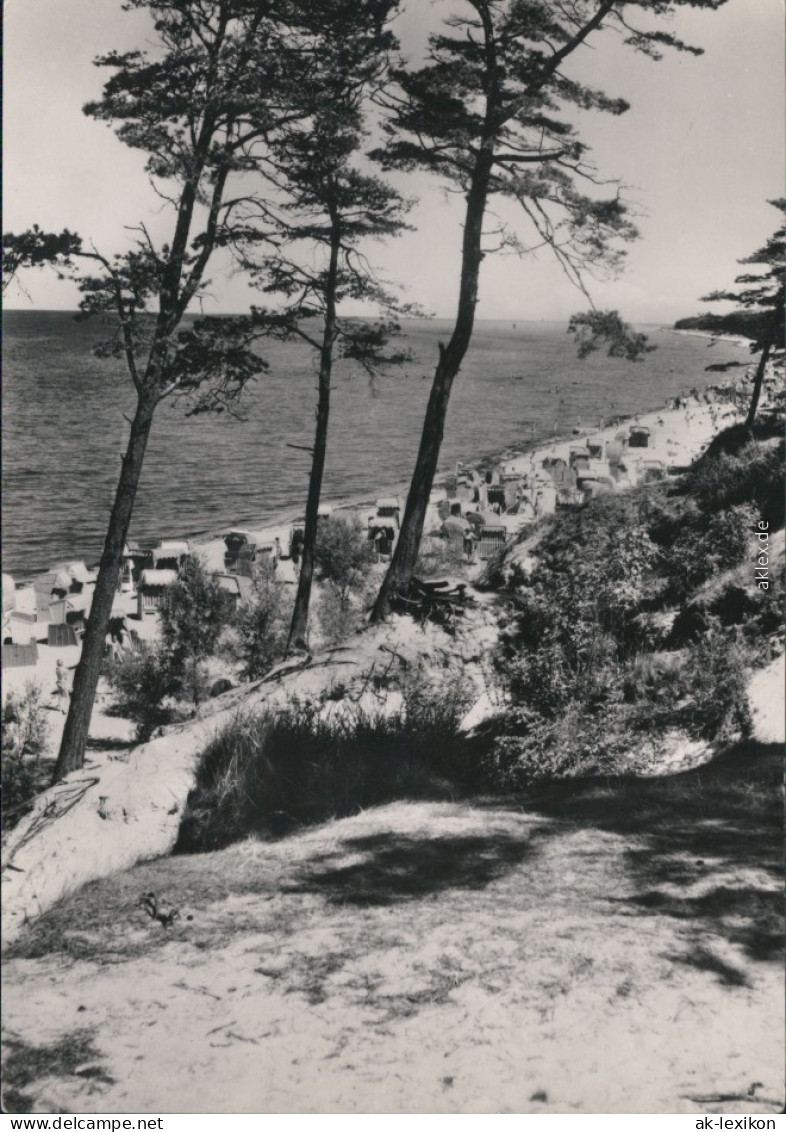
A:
[370,355,457,618]
[745,318,776,428]
[287,223,340,652]
[371,150,493,621]
[52,394,157,782]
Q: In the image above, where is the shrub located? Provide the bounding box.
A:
[314,516,375,607]
[686,438,784,529]
[622,651,685,707]
[294,516,377,648]
[176,686,473,851]
[315,585,364,647]
[233,559,292,679]
[485,702,631,787]
[497,530,650,718]
[2,683,49,829]
[487,466,764,787]
[160,556,236,705]
[415,536,466,579]
[678,629,752,744]
[399,658,474,739]
[660,503,761,600]
[509,493,660,649]
[105,643,174,742]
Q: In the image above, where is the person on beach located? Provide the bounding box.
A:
[3,691,21,755]
[54,659,69,714]
[119,621,133,652]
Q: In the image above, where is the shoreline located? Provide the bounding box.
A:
[133,328,761,562]
[5,361,760,591]
[174,358,752,557]
[670,327,754,349]
[4,324,755,581]
[190,389,742,576]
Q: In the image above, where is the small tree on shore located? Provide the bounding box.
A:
[315,516,376,609]
[313,515,376,643]
[234,559,292,679]
[3,1,332,781]
[105,643,174,743]
[370,0,725,620]
[160,557,235,706]
[700,198,785,427]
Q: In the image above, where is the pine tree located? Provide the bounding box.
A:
[370,0,727,620]
[233,0,413,651]
[3,0,327,780]
[701,198,785,427]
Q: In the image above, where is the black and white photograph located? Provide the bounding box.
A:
[2,0,784,1118]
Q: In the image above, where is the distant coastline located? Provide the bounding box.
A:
[671,326,753,348]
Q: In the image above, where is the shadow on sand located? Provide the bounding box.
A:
[281,829,540,906]
[2,1031,115,1114]
[499,740,783,970]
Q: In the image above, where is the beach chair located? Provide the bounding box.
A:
[374,498,401,528]
[487,485,506,511]
[153,540,190,573]
[9,613,38,646]
[2,643,38,668]
[223,531,251,572]
[478,524,508,561]
[628,425,651,449]
[639,460,665,484]
[137,569,178,616]
[48,623,78,648]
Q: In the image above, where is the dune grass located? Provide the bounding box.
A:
[175,683,477,852]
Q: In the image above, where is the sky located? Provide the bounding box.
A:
[4,0,784,323]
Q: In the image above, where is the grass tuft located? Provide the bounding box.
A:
[176,687,476,852]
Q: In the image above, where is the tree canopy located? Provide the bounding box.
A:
[371,0,725,619]
[226,0,413,649]
[700,198,785,350]
[3,0,377,778]
[699,198,785,424]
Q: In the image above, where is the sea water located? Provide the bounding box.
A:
[2,311,748,577]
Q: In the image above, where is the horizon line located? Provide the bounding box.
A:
[3,308,676,327]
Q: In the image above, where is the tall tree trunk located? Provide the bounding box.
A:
[287,224,340,652]
[371,151,493,621]
[745,317,776,428]
[52,394,157,782]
